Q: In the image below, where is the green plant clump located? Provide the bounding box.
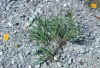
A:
[29,12,80,65]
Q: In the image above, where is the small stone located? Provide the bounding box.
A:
[26,0,30,3]
[45,0,48,2]
[57,62,62,67]
[68,58,73,64]
[11,59,15,64]
[42,63,48,68]
[20,15,26,18]
[8,23,12,27]
[15,23,19,26]
[63,4,67,7]
[79,61,84,65]
[97,57,100,59]
[18,53,24,63]
[56,0,59,1]
[0,51,2,55]
[54,56,58,61]
[35,65,40,68]
[28,65,31,68]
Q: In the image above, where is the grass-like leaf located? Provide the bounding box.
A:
[29,12,80,65]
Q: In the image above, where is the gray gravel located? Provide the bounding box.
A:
[0,0,100,68]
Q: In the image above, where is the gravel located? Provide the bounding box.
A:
[0,0,100,68]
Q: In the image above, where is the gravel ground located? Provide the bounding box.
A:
[0,0,100,68]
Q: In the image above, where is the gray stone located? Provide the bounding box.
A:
[0,0,100,68]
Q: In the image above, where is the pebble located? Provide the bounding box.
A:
[8,22,13,27]
[28,65,31,68]
[54,56,58,61]
[35,65,40,68]
[0,0,100,68]
[56,62,62,67]
[68,58,74,64]
[18,53,24,63]
[0,51,3,55]
[63,4,67,7]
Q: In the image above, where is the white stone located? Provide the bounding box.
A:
[45,0,48,2]
[63,4,67,7]
[56,0,59,2]
[67,2,70,6]
[8,22,12,27]
[29,65,31,68]
[35,65,40,68]
[11,59,14,64]
[0,51,2,55]
[57,62,61,67]
[54,56,58,61]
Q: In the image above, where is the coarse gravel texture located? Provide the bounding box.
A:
[0,0,100,68]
